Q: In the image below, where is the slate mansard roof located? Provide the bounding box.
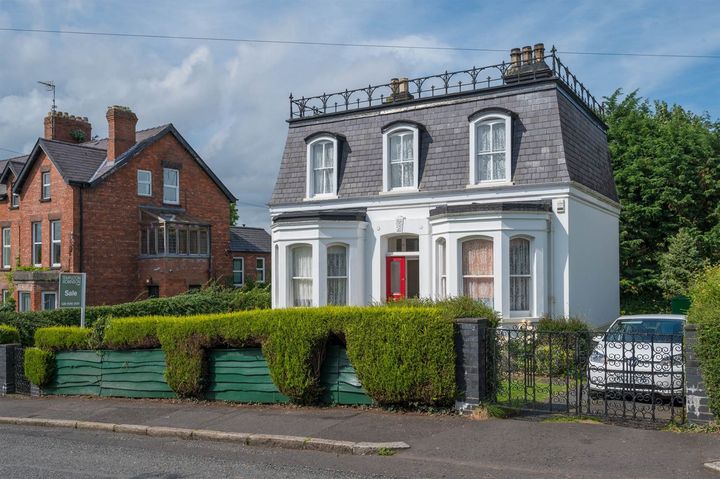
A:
[229,226,271,253]
[271,63,618,206]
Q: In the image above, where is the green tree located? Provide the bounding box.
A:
[658,227,708,298]
[604,90,720,304]
[229,202,238,226]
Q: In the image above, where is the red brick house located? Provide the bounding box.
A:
[229,226,271,286]
[0,106,237,311]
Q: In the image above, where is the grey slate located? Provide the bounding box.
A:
[39,139,107,183]
[229,226,271,253]
[270,79,618,205]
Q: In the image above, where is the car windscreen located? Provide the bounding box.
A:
[606,319,684,343]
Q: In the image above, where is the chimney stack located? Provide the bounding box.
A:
[43,111,91,143]
[533,43,545,63]
[388,77,413,102]
[106,105,137,162]
[521,46,533,65]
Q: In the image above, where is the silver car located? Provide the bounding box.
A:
[588,315,685,398]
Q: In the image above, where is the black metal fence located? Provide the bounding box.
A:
[486,327,685,425]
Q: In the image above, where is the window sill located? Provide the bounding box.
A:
[40,198,51,203]
[379,187,419,196]
[466,181,514,189]
[303,194,337,202]
[139,254,209,259]
[163,201,180,206]
[9,207,18,211]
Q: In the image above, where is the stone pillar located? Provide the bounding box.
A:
[455,318,489,412]
[0,344,19,395]
[685,324,716,424]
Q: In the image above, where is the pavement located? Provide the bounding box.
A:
[1,395,720,478]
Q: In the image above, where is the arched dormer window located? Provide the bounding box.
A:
[382,122,420,192]
[306,134,339,199]
[469,112,512,185]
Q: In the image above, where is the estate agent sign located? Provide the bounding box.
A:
[58,272,87,327]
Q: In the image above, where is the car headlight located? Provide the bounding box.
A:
[590,350,605,363]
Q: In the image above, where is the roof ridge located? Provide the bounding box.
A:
[41,138,107,151]
[81,123,171,145]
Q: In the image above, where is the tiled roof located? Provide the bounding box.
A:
[229,226,271,253]
[39,139,107,183]
[270,80,618,205]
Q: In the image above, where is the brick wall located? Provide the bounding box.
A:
[81,133,232,305]
[230,252,271,285]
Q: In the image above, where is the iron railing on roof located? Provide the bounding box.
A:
[289,47,604,120]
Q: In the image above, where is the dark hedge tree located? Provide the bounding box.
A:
[604,90,720,307]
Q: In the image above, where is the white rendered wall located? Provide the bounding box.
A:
[567,195,620,327]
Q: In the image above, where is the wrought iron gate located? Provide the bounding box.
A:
[485,327,685,425]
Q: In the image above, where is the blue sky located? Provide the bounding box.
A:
[1,0,719,228]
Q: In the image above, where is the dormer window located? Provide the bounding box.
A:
[382,123,420,192]
[305,135,338,199]
[469,114,512,184]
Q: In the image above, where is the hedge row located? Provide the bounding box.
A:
[0,324,20,344]
[27,298,497,406]
[688,266,720,417]
[4,287,271,345]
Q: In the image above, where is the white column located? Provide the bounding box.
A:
[418,231,431,298]
[496,231,510,319]
[312,240,322,307]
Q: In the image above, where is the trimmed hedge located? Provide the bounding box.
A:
[24,347,55,387]
[34,326,92,351]
[0,324,20,344]
[688,265,720,417]
[30,298,492,406]
[4,288,270,345]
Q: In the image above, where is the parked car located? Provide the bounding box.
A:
[588,315,685,399]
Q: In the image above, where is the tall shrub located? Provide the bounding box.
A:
[688,265,720,416]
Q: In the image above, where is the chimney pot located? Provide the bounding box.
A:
[106,105,138,162]
[533,43,545,63]
[521,46,533,65]
[510,48,521,68]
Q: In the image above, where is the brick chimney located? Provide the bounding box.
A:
[106,105,137,162]
[43,111,92,143]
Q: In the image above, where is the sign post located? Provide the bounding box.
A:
[58,273,87,327]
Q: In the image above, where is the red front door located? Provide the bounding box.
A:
[386,256,406,301]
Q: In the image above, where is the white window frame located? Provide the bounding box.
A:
[256,257,266,283]
[41,171,51,200]
[233,257,244,287]
[51,220,61,267]
[436,238,447,299]
[1,289,9,303]
[163,168,180,205]
[137,170,152,197]
[326,244,348,306]
[11,192,19,208]
[382,124,420,192]
[1,227,10,269]
[41,291,57,310]
[305,136,338,199]
[291,244,313,307]
[469,114,512,185]
[509,236,533,317]
[31,221,42,267]
[18,291,30,312]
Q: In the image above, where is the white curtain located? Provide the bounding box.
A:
[462,239,494,307]
[327,245,347,305]
[293,246,313,306]
[389,132,414,188]
[476,121,506,181]
[436,239,447,298]
[510,238,530,312]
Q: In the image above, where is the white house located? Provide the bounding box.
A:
[269,44,620,327]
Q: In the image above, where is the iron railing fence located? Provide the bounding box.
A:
[289,47,604,120]
[486,327,685,426]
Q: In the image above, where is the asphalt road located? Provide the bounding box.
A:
[0,425,390,479]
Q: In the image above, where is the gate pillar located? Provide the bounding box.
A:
[685,324,716,425]
[0,343,19,395]
[455,318,489,413]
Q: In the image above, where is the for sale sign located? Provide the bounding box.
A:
[58,273,87,326]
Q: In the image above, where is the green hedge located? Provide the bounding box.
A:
[4,287,270,345]
[34,326,92,351]
[688,266,720,416]
[0,324,20,344]
[29,298,492,406]
[24,347,55,387]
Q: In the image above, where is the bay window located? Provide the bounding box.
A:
[292,245,312,307]
[510,237,531,314]
[461,238,494,307]
[327,245,347,305]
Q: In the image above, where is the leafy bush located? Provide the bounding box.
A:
[23,347,55,387]
[534,317,592,376]
[386,296,500,327]
[0,324,20,344]
[34,327,92,351]
[231,286,271,311]
[688,265,720,416]
[31,305,458,407]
